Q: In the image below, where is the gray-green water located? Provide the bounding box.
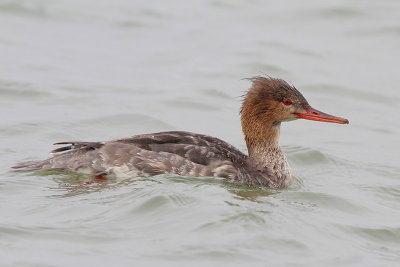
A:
[1,0,400,266]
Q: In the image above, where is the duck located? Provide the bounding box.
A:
[12,76,349,188]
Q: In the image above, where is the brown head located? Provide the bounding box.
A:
[240,76,349,150]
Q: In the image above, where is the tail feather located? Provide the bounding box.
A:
[50,142,103,154]
[12,160,50,171]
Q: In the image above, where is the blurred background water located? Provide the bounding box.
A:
[1,0,400,266]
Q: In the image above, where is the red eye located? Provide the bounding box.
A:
[283,98,292,106]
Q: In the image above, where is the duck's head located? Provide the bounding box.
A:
[240,76,349,145]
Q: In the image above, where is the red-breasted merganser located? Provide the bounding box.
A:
[13,77,349,188]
